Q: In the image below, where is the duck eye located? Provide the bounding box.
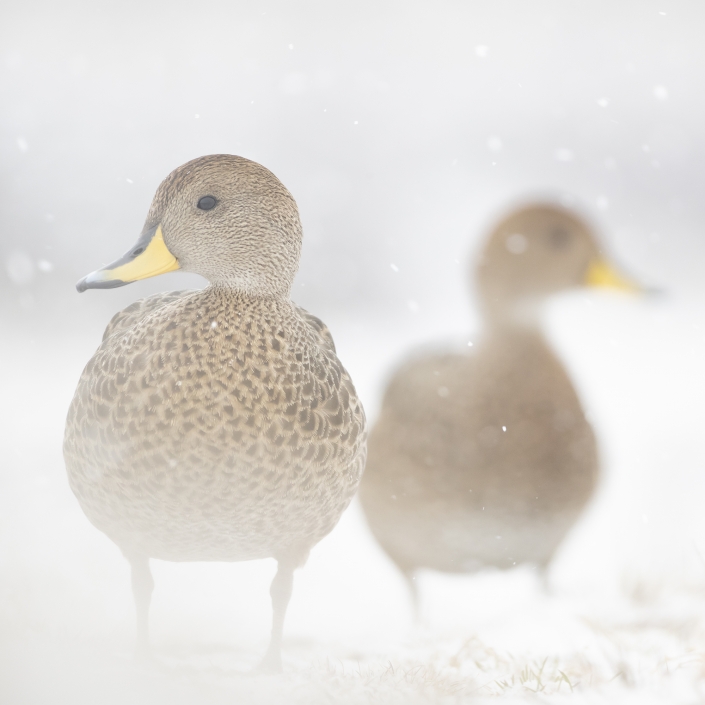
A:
[197,196,217,211]
[549,227,571,249]
[132,247,145,256]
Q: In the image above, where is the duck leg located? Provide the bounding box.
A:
[256,555,299,673]
[401,567,421,623]
[538,563,554,596]
[125,552,154,657]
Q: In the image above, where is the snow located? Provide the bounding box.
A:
[5,252,35,285]
[2,293,705,703]
[3,0,705,701]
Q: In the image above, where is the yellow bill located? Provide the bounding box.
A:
[584,257,641,294]
[76,224,179,292]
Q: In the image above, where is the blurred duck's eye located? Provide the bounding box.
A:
[197,196,217,210]
[549,227,571,249]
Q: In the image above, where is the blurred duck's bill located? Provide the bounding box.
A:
[584,257,641,293]
[76,224,179,292]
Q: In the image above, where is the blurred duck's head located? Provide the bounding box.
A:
[475,203,640,325]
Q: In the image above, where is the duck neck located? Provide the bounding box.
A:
[206,284,291,311]
[481,296,545,338]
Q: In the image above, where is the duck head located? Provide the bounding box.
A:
[475,203,640,327]
[77,154,303,297]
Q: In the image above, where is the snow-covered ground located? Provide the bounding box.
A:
[2,291,705,704]
[3,1,705,701]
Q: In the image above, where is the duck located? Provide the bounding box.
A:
[63,154,367,671]
[359,203,639,610]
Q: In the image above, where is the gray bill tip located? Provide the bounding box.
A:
[644,285,666,298]
[75,274,128,293]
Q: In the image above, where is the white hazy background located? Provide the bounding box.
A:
[2,1,705,703]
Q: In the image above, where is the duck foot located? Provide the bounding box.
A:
[252,649,283,674]
[134,639,154,663]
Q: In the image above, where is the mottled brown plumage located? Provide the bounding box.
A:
[360,204,624,599]
[64,155,366,670]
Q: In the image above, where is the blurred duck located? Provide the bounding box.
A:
[359,203,640,608]
[63,155,366,671]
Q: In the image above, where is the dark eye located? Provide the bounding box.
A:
[132,247,145,256]
[549,227,571,249]
[197,195,217,210]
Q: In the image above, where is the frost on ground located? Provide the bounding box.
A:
[3,301,705,704]
[4,586,705,704]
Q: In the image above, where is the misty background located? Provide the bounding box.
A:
[2,1,705,702]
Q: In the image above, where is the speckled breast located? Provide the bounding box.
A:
[360,344,598,572]
[63,291,366,562]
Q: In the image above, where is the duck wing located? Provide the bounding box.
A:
[102,290,197,342]
[294,305,336,353]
